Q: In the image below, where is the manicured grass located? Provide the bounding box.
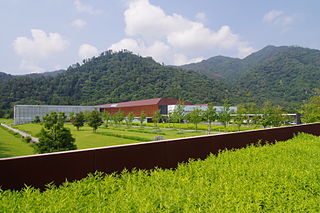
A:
[66,125,138,149]
[11,123,211,151]
[139,122,256,132]
[1,133,319,212]
[101,125,207,140]
[0,126,34,158]
[0,119,14,124]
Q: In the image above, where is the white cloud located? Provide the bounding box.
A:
[263,10,295,26]
[173,54,203,66]
[263,10,283,23]
[71,19,87,28]
[20,60,44,73]
[74,0,101,15]
[13,29,69,73]
[109,0,254,65]
[195,12,206,22]
[78,44,99,60]
[110,39,170,62]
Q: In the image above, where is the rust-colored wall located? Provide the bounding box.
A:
[1,123,320,190]
[103,105,159,117]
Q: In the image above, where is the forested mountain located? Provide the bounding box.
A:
[181,45,290,83]
[0,50,232,116]
[0,72,13,83]
[181,56,244,82]
[236,46,320,107]
[1,46,320,117]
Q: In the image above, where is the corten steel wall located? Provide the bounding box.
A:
[1,123,320,190]
[103,105,159,117]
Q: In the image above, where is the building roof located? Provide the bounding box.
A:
[98,98,192,108]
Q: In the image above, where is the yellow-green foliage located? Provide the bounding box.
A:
[1,133,319,212]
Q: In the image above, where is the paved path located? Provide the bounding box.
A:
[0,123,39,143]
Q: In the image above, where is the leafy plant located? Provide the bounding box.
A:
[87,110,103,133]
[72,112,85,131]
[138,111,146,128]
[34,112,76,153]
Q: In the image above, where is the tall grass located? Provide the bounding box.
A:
[1,133,319,212]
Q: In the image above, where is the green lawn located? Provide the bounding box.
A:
[1,133,319,212]
[9,123,211,151]
[0,127,34,158]
[0,119,14,124]
[4,121,257,158]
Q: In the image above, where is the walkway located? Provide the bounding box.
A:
[0,123,39,143]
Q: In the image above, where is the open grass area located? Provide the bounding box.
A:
[1,133,319,212]
[138,122,257,132]
[0,119,14,124]
[10,123,209,151]
[0,126,34,158]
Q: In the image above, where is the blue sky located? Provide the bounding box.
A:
[1,0,320,75]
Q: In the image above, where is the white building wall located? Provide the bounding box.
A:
[14,105,98,124]
[167,105,238,115]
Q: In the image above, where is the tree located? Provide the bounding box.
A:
[126,112,135,127]
[269,106,284,127]
[102,111,112,126]
[234,105,247,131]
[72,111,85,131]
[259,101,284,128]
[203,103,217,134]
[217,100,233,129]
[34,112,76,154]
[152,110,162,128]
[114,110,125,125]
[187,108,203,132]
[138,111,147,128]
[301,96,320,123]
[69,112,75,122]
[88,110,103,132]
[33,116,41,123]
[169,103,185,131]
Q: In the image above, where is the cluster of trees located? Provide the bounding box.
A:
[33,94,318,154]
[167,101,289,132]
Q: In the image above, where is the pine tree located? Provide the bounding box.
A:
[35,112,76,154]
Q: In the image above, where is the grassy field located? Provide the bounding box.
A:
[9,123,208,151]
[0,126,34,158]
[1,133,319,212]
[0,119,14,124]
[139,122,257,132]
[1,120,255,158]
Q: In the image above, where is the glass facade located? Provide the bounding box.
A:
[14,105,98,124]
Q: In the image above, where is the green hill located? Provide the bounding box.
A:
[236,46,320,107]
[0,50,231,115]
[0,72,13,83]
[181,45,290,83]
[1,46,320,115]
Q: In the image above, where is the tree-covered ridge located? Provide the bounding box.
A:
[0,72,13,83]
[1,46,320,117]
[181,45,290,83]
[181,56,245,82]
[236,46,320,107]
[0,50,231,116]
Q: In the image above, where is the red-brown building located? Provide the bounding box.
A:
[98,98,192,117]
